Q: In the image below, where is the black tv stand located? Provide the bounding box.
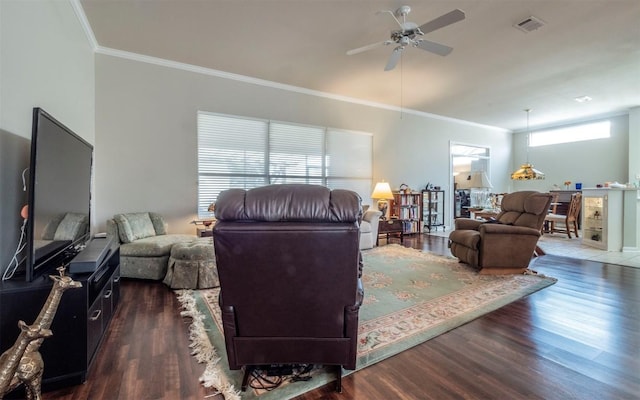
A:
[0,242,120,394]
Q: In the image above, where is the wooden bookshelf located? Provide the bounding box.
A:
[390,191,422,234]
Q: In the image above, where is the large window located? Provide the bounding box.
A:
[529,120,610,147]
[197,111,372,218]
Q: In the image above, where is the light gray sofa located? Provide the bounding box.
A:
[106,212,196,280]
[359,209,382,250]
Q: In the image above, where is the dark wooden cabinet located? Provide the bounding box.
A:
[0,245,120,393]
[377,219,405,245]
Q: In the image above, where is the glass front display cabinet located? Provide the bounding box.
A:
[582,195,605,248]
[423,190,445,232]
[581,189,623,251]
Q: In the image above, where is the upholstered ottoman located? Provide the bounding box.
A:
[163,239,219,289]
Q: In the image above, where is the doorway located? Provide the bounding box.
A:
[450,143,491,224]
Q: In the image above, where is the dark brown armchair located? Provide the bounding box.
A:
[212,184,363,392]
[448,191,552,274]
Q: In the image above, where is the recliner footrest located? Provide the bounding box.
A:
[233,337,353,367]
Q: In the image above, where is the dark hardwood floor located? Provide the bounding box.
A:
[42,234,639,400]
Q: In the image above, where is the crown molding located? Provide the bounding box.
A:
[70,0,98,51]
[97,46,508,133]
[71,0,506,133]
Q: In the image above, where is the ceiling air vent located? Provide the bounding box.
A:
[514,16,546,33]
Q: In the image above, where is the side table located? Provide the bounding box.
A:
[377,219,404,245]
[192,219,216,237]
[197,228,213,237]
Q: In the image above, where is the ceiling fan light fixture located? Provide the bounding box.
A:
[346,6,465,71]
[395,5,411,18]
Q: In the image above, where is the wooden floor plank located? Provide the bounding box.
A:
[38,234,639,400]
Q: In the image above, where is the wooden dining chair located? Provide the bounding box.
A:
[542,193,559,233]
[544,193,582,238]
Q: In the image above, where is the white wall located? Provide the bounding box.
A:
[0,0,95,142]
[629,107,640,184]
[624,106,640,251]
[94,54,512,233]
[0,0,95,275]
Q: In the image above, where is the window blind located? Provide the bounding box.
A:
[197,111,372,218]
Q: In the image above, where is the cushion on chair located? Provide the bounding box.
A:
[114,212,157,243]
[215,185,362,222]
[448,229,481,248]
[359,209,382,250]
[498,191,551,228]
[149,212,168,235]
[360,221,372,234]
[119,234,196,257]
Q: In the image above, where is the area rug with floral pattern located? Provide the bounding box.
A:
[177,244,556,400]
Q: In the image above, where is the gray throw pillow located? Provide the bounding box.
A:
[149,212,167,235]
[114,212,157,243]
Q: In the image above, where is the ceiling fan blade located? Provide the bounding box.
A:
[346,41,388,56]
[384,47,403,71]
[415,39,453,56]
[418,9,466,35]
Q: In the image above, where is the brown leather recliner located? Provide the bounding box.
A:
[212,184,363,392]
[448,191,552,274]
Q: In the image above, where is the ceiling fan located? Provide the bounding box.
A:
[346,5,466,71]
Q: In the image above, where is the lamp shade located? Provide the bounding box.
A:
[458,172,493,189]
[511,163,545,180]
[466,172,493,189]
[371,182,394,199]
[455,172,472,189]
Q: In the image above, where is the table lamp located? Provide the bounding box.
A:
[371,181,394,220]
[468,172,493,208]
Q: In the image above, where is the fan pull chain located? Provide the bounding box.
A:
[400,52,404,119]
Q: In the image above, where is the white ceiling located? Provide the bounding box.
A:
[79,0,640,131]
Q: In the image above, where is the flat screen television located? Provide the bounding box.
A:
[23,108,93,282]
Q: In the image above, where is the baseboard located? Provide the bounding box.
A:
[622,246,640,253]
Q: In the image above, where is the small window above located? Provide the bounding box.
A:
[529,120,610,147]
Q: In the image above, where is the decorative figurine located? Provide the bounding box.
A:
[0,322,52,397]
[399,183,412,194]
[0,267,81,400]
